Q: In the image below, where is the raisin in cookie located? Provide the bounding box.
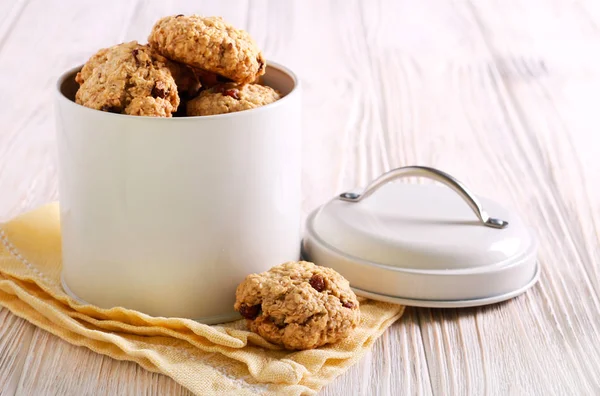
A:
[75,41,198,117]
[186,83,280,116]
[148,15,266,84]
[234,261,360,350]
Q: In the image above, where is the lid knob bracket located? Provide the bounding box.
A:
[338,166,509,229]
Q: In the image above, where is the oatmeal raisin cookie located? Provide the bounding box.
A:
[148,15,266,84]
[234,261,360,350]
[186,82,280,116]
[75,41,181,117]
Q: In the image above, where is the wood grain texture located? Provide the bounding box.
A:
[0,0,599,395]
[0,307,34,396]
[14,329,193,396]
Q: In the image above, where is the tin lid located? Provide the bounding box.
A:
[302,166,539,308]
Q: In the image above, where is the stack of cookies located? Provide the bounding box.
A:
[74,15,280,117]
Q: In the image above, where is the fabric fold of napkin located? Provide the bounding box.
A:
[0,203,403,395]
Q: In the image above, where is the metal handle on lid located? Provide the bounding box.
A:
[338,166,509,229]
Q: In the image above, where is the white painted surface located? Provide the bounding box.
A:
[56,63,301,322]
[1,0,600,395]
[303,182,539,304]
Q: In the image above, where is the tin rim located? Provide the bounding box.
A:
[351,261,540,308]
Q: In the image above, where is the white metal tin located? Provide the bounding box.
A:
[303,167,539,307]
[55,62,302,323]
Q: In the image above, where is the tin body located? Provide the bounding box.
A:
[55,63,302,323]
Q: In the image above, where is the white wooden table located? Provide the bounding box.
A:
[1,0,600,394]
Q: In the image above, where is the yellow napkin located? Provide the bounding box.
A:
[0,203,404,395]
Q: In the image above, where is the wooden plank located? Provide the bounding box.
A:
[0,308,35,396]
[321,309,433,396]
[409,1,600,394]
[466,0,600,390]
[15,327,192,396]
[0,0,29,54]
